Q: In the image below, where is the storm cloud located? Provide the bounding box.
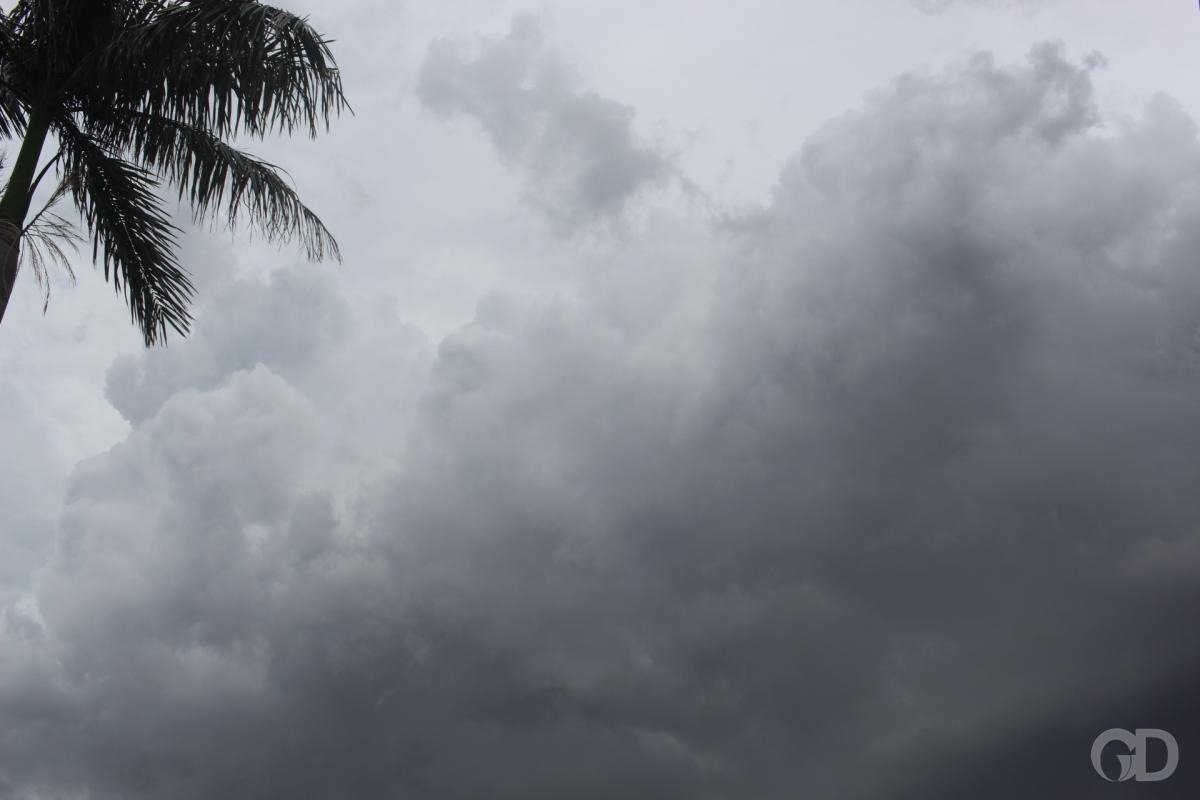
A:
[3,32,1200,800]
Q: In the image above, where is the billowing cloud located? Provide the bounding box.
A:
[416,15,677,232]
[4,40,1200,800]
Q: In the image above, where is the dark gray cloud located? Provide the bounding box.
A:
[4,42,1200,800]
[416,15,676,232]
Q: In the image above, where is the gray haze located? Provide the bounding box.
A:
[3,5,1200,799]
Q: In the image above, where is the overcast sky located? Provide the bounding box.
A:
[3,1,1200,798]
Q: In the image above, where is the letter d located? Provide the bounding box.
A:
[1135,729,1179,782]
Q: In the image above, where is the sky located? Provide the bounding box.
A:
[3,1,1200,797]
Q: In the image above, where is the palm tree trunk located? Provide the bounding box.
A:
[0,220,21,323]
[0,108,52,328]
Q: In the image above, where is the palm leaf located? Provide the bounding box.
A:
[84,1,349,139]
[56,118,194,344]
[22,207,83,313]
[0,85,28,139]
[0,13,31,137]
[87,108,339,260]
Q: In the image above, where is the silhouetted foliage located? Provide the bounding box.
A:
[0,0,348,344]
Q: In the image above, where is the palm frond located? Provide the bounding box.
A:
[85,1,348,139]
[23,210,82,313]
[14,166,82,313]
[0,85,29,139]
[56,119,194,344]
[88,108,339,260]
[5,0,130,92]
[0,14,30,137]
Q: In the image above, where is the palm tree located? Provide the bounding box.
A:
[0,0,347,345]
